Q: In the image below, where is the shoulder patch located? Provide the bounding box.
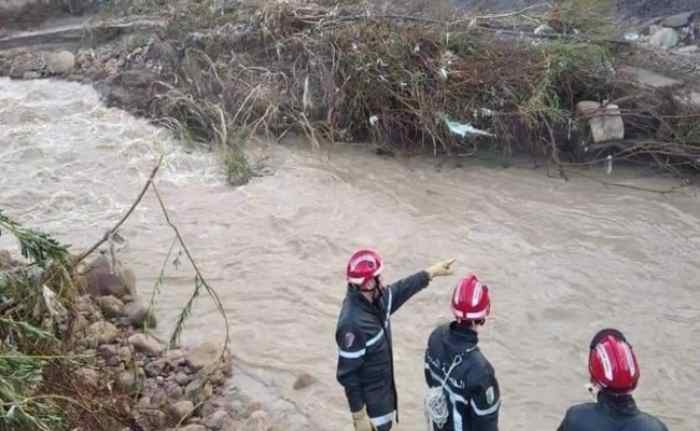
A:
[485,386,495,405]
[344,332,356,349]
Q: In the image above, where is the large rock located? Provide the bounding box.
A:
[649,27,681,49]
[168,400,194,422]
[185,341,220,371]
[44,50,75,75]
[661,12,696,28]
[96,295,125,318]
[86,321,119,346]
[124,301,157,328]
[128,333,163,355]
[576,101,625,143]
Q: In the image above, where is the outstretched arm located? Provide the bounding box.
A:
[386,258,456,315]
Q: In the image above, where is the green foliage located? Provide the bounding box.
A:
[0,210,70,268]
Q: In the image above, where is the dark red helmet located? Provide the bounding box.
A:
[346,249,384,288]
[588,328,640,393]
[451,274,490,322]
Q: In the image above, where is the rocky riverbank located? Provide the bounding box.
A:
[0,247,275,431]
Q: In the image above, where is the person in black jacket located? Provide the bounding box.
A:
[557,328,668,431]
[424,273,500,431]
[336,249,456,431]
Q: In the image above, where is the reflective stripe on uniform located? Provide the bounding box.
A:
[367,328,385,346]
[338,348,366,359]
[470,398,501,416]
[338,328,385,359]
[370,410,395,427]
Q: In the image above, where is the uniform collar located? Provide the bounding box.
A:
[597,391,639,417]
[448,321,479,346]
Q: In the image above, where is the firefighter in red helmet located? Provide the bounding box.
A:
[335,249,456,431]
[424,274,501,431]
[557,328,668,431]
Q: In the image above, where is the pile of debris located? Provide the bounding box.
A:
[2,1,700,174]
[626,11,700,53]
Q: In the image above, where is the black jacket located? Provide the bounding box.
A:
[558,391,668,431]
[335,271,431,427]
[424,323,500,431]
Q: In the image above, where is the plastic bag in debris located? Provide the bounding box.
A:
[440,114,495,138]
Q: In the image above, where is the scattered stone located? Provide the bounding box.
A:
[139,410,167,429]
[164,349,186,366]
[576,101,625,143]
[185,378,213,403]
[144,359,166,377]
[75,367,99,389]
[164,380,185,400]
[117,371,138,392]
[185,341,219,371]
[124,301,157,328]
[534,24,555,35]
[293,372,317,390]
[661,12,696,28]
[205,409,231,430]
[98,344,119,360]
[44,51,75,75]
[179,425,207,431]
[117,266,137,297]
[128,333,163,355]
[175,371,194,386]
[86,321,119,346]
[168,400,194,422]
[97,295,125,318]
[649,27,681,49]
[245,410,272,431]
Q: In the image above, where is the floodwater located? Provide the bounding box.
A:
[1,77,699,430]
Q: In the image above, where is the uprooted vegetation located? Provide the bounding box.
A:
[73,0,700,177]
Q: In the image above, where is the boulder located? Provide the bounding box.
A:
[618,66,683,89]
[128,334,163,355]
[124,301,157,328]
[661,12,696,28]
[293,372,317,390]
[205,409,232,430]
[649,28,680,49]
[576,101,625,143]
[96,295,125,318]
[44,50,75,75]
[116,370,138,392]
[185,341,219,371]
[86,321,119,346]
[168,400,194,422]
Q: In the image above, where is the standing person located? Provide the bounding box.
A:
[424,274,500,431]
[336,249,456,431]
[557,328,669,431]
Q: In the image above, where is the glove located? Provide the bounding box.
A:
[426,258,456,279]
[352,406,376,431]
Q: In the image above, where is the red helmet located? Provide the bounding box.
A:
[452,274,490,322]
[346,249,384,288]
[588,328,640,393]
